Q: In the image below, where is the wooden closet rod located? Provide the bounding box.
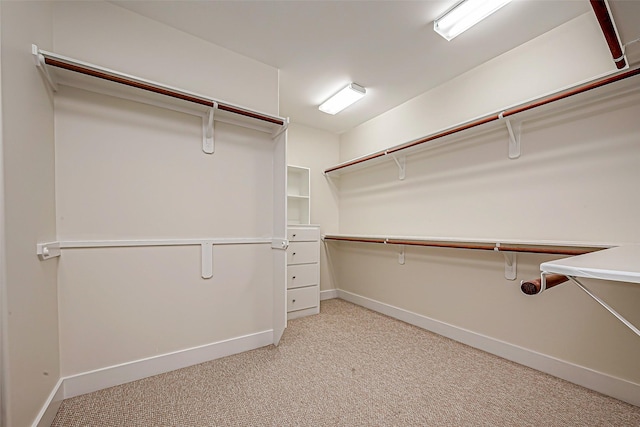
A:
[591,0,626,70]
[325,66,640,174]
[520,274,569,295]
[323,235,603,256]
[43,57,285,126]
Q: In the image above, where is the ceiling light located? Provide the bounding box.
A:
[434,0,513,41]
[318,83,366,115]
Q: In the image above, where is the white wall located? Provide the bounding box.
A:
[340,13,615,162]
[55,90,276,375]
[338,87,640,243]
[53,1,278,116]
[0,2,281,421]
[51,1,282,378]
[331,12,640,395]
[0,2,59,426]
[287,123,340,292]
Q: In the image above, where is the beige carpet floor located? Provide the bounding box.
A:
[52,299,640,426]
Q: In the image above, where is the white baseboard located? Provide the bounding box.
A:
[31,295,639,425]
[33,379,64,427]
[337,289,640,407]
[63,330,273,399]
[32,330,273,425]
[320,289,338,300]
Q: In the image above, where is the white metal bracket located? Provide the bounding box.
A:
[202,104,216,154]
[568,276,640,337]
[36,241,61,261]
[323,171,340,194]
[499,112,521,159]
[540,271,549,293]
[32,44,58,91]
[386,151,406,180]
[495,244,517,280]
[201,242,213,279]
[271,238,289,250]
[503,252,517,280]
[398,245,406,265]
[272,117,290,139]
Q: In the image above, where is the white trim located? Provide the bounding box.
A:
[63,330,272,399]
[32,379,64,427]
[31,291,640,422]
[320,289,338,300]
[31,330,273,425]
[336,290,640,407]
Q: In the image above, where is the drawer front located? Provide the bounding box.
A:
[288,227,320,242]
[287,286,319,312]
[287,264,319,289]
[287,242,319,265]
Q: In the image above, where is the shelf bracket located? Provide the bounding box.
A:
[272,117,289,139]
[32,44,58,92]
[568,276,640,337]
[398,245,405,265]
[499,112,521,159]
[201,242,213,279]
[323,172,340,194]
[36,241,61,261]
[202,104,216,154]
[386,151,406,180]
[503,252,517,280]
[495,244,517,280]
[539,271,549,293]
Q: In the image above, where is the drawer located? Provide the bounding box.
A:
[287,286,319,312]
[287,242,319,265]
[287,264,319,289]
[288,227,320,242]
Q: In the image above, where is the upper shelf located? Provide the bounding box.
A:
[324,66,640,177]
[32,45,288,136]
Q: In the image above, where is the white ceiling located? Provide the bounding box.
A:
[110,0,595,134]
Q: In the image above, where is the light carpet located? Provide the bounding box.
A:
[52,299,640,426]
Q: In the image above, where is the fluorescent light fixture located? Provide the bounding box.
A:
[434,0,513,41]
[318,83,366,115]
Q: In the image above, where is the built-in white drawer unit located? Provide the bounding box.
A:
[286,225,320,320]
[288,227,319,242]
[287,263,319,289]
[287,286,319,312]
[287,241,319,265]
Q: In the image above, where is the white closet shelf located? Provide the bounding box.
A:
[324,65,640,177]
[537,245,640,338]
[323,234,617,281]
[32,45,288,137]
[541,245,640,284]
[323,233,612,255]
[328,237,640,337]
[37,237,281,280]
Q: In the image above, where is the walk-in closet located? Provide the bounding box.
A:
[1,1,639,426]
